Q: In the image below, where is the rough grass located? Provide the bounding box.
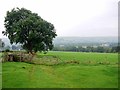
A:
[2,51,118,88]
[35,51,118,65]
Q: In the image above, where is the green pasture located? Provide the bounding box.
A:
[2,51,118,88]
[37,51,118,65]
[0,53,2,89]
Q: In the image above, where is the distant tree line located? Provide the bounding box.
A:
[53,45,120,53]
[0,39,5,51]
[1,37,119,53]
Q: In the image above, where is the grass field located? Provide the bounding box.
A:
[0,53,2,89]
[2,51,118,88]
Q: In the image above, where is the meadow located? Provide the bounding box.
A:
[2,51,118,88]
[0,53,2,89]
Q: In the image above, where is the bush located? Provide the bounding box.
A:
[2,52,8,62]
[5,49,10,52]
[2,51,34,62]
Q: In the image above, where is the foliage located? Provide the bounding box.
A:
[111,46,120,53]
[53,45,119,53]
[2,51,34,62]
[2,8,57,54]
[5,49,10,52]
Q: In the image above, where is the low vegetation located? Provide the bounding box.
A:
[0,53,2,89]
[2,51,118,88]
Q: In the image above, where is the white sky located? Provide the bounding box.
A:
[0,0,119,38]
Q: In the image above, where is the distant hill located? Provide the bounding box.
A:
[1,37,118,46]
[53,37,118,45]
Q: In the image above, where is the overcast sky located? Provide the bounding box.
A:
[0,0,118,38]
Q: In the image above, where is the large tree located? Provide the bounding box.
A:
[2,8,57,54]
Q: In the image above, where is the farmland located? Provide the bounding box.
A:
[2,51,118,88]
[0,53,2,89]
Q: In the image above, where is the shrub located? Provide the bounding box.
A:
[2,51,33,62]
[5,49,10,52]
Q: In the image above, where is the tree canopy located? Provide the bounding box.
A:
[2,8,57,54]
